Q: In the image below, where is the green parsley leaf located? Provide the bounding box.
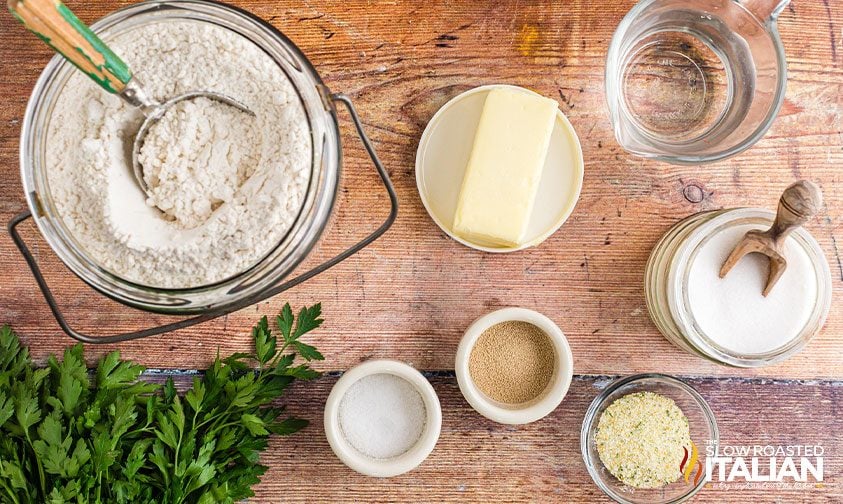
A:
[0,390,14,427]
[185,377,205,414]
[293,303,323,340]
[0,303,324,503]
[268,417,308,436]
[13,388,40,432]
[253,316,276,364]
[294,341,325,362]
[276,303,294,342]
[240,413,268,436]
[284,364,321,381]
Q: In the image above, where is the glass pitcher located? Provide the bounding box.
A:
[605,0,790,164]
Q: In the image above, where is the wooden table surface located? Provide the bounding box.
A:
[1,0,841,502]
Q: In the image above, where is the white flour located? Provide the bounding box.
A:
[46,21,311,288]
[139,97,261,229]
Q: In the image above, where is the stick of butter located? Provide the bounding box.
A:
[452,88,558,248]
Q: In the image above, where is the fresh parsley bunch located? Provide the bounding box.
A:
[0,303,324,504]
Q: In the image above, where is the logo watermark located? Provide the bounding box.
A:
[699,442,824,489]
[679,441,704,486]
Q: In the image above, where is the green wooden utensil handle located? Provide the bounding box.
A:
[8,0,132,93]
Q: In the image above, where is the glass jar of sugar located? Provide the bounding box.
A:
[645,208,832,367]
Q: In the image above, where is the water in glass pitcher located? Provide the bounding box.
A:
[623,12,753,142]
[606,0,789,164]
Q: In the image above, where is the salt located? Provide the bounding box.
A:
[338,373,426,460]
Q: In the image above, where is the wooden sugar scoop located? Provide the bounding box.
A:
[719,180,823,297]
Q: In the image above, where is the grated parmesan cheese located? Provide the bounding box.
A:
[595,391,691,488]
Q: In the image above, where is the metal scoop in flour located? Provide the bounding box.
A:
[9,0,254,198]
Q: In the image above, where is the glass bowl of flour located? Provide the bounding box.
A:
[16,1,379,318]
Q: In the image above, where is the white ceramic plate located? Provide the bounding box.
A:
[415,84,584,253]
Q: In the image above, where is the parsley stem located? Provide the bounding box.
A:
[195,400,234,432]
[124,425,153,437]
[22,429,46,498]
[0,477,21,504]
[213,420,241,431]
[174,418,184,481]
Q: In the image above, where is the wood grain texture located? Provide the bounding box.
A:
[151,372,842,503]
[0,1,842,379]
[2,1,842,501]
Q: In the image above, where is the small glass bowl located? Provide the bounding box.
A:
[581,374,719,504]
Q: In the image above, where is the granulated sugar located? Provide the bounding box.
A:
[338,373,426,459]
[46,21,310,288]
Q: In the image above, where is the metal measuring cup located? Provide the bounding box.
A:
[605,0,791,164]
[9,0,254,197]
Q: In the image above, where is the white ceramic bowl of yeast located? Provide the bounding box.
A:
[324,359,442,477]
[415,84,584,252]
[455,307,574,424]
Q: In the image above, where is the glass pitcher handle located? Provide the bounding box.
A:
[740,0,791,22]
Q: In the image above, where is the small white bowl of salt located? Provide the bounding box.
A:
[324,359,442,477]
